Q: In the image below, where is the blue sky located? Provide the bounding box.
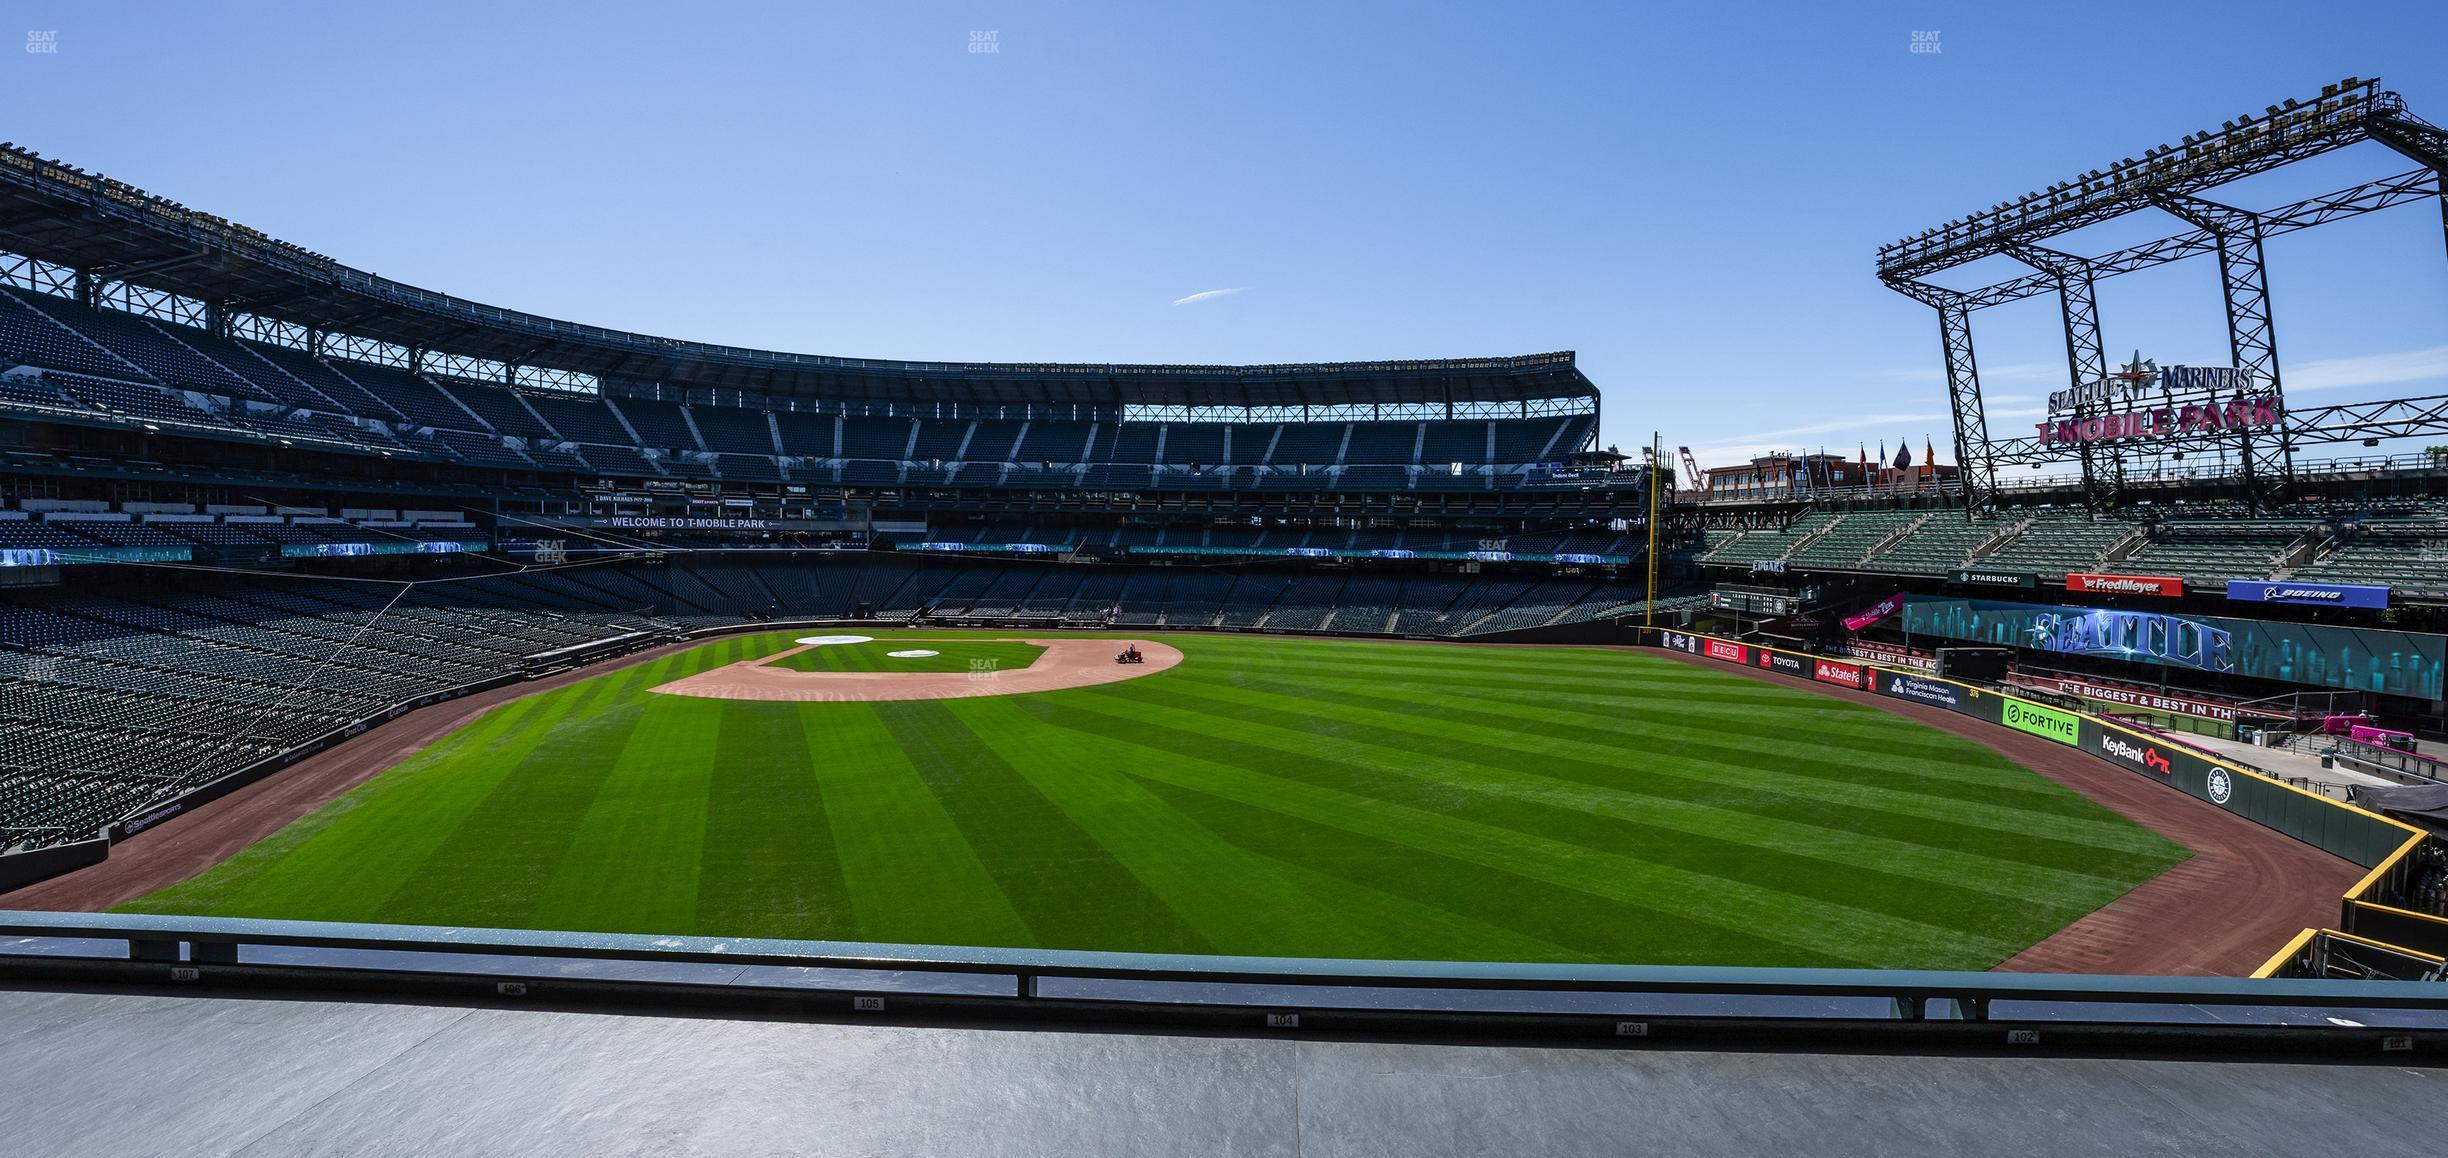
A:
[4,1,2445,470]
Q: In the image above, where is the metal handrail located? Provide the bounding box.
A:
[4,910,2446,1016]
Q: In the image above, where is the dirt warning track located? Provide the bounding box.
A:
[649,638,1182,702]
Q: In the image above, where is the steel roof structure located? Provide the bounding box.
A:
[0,146,1593,411]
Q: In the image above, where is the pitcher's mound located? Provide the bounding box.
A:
[650,638,1182,702]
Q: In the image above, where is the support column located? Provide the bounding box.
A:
[2007,243,2114,514]
[2154,192,2293,512]
[1886,278,1998,519]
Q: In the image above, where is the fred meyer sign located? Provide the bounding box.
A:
[2001,699,2081,746]
[2067,572,2184,598]
[2225,580,2389,610]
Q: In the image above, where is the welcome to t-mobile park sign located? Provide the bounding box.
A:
[2035,357,2279,447]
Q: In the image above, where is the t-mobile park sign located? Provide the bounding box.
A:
[2036,356,2279,447]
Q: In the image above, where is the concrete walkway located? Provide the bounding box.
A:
[5,988,2444,1157]
[2181,734,2395,797]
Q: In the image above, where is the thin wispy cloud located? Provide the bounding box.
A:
[2283,344,2448,393]
[1171,287,1248,306]
[1860,361,2058,385]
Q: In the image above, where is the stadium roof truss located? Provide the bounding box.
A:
[0,145,1597,417]
[1880,78,2448,516]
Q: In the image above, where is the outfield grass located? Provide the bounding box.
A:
[119,632,2187,969]
[766,638,1046,674]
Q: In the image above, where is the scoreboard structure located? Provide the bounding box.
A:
[1877,78,2448,516]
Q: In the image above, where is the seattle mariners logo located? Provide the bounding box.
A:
[2206,767,2233,805]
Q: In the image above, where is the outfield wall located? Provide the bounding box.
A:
[1649,629,2448,959]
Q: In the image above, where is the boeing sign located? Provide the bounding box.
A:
[2225,580,2390,610]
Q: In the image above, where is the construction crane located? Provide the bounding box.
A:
[1676,446,1706,493]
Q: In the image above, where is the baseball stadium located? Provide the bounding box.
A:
[6,30,2448,1155]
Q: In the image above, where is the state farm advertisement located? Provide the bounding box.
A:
[1812,659,1865,689]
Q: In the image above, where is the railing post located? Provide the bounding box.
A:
[128,938,179,963]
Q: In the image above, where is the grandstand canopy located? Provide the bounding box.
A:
[0,146,1593,409]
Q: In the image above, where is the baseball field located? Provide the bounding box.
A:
[116,632,2187,969]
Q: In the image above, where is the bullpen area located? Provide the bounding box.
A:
[104,632,2188,970]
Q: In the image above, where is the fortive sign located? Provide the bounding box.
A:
[2001,700,2081,745]
[2224,580,2389,610]
[2067,573,2184,598]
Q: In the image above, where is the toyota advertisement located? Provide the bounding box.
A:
[1756,650,1809,677]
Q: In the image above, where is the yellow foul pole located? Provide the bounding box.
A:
[1645,433,1661,631]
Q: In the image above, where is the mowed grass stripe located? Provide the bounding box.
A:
[874,701,1214,954]
[948,696,1575,961]
[802,707,1034,947]
[1120,774,1822,966]
[522,698,723,935]
[125,632,2191,969]
[113,692,557,918]
[1240,654,2085,791]
[1110,676,2172,875]
[1018,697,2010,965]
[1098,677,2139,905]
[127,667,631,923]
[1173,669,2133,830]
[1036,692,2081,947]
[1171,663,2163,847]
[693,702,854,936]
[370,663,667,926]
